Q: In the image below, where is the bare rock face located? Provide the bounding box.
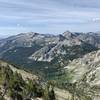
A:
[64,50,100,100]
[77,32,100,48]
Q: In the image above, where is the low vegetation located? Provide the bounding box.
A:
[0,61,55,100]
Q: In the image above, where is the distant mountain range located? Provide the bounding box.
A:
[0,31,99,76]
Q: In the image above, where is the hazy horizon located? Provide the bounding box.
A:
[1,30,100,39]
[0,0,100,36]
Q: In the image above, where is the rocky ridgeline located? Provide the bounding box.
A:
[0,31,99,62]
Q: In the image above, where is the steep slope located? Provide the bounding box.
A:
[0,60,76,100]
[0,60,57,100]
[0,60,39,100]
[76,32,100,48]
[62,50,100,100]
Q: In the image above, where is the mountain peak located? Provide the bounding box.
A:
[62,31,75,38]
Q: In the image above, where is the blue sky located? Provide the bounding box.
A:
[0,0,100,37]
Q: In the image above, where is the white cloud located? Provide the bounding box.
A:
[0,0,100,35]
[92,18,100,22]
